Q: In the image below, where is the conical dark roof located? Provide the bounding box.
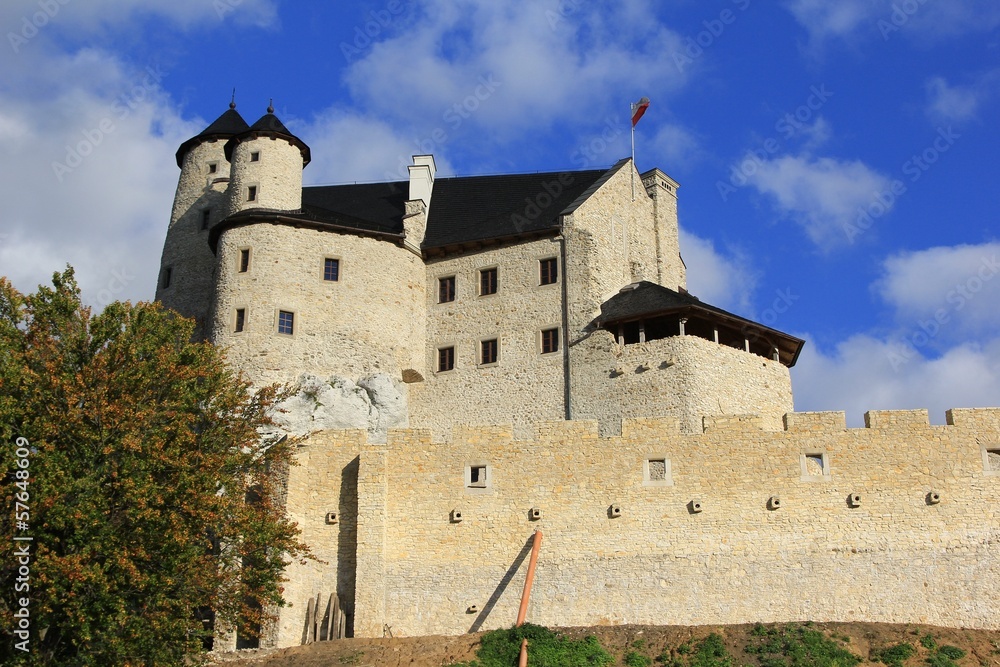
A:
[224,109,311,166]
[175,104,250,168]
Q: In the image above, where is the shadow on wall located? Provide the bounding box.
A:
[339,456,359,637]
[467,533,535,633]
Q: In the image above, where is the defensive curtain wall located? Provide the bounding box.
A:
[271,407,1000,647]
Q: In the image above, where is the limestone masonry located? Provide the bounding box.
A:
[156,104,999,649]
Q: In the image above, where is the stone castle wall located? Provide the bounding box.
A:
[570,330,793,435]
[275,408,1000,644]
[210,224,426,388]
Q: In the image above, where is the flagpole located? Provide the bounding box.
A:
[630,105,636,201]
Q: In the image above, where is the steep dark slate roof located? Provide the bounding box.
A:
[175,105,250,167]
[301,181,407,234]
[594,281,805,366]
[423,160,628,250]
[224,112,311,166]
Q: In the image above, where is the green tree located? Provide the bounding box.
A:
[0,268,311,666]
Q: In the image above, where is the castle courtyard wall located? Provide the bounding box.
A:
[278,409,1000,642]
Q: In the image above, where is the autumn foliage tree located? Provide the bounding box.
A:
[0,269,310,666]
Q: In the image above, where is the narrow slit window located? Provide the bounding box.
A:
[239,248,250,273]
[234,308,245,333]
[438,276,455,303]
[323,257,340,282]
[201,209,211,230]
[161,267,172,289]
[541,328,559,354]
[247,185,257,202]
[480,267,497,296]
[481,339,498,365]
[540,257,558,285]
[438,346,455,372]
[277,310,294,335]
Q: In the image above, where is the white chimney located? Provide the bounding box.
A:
[408,154,436,210]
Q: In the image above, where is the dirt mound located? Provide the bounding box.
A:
[211,622,1000,667]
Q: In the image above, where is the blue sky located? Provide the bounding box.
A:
[1,0,999,424]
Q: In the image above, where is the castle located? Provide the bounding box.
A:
[157,104,999,649]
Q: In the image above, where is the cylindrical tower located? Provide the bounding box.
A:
[156,103,249,339]
[223,105,311,217]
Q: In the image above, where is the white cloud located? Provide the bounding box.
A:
[680,229,757,313]
[924,74,997,123]
[792,333,1000,425]
[744,155,894,247]
[341,0,687,140]
[784,0,873,44]
[874,243,1000,341]
[649,124,701,170]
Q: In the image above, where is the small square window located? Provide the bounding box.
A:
[438,346,455,372]
[201,209,211,230]
[540,257,558,285]
[234,308,246,333]
[479,267,497,296]
[438,276,455,303]
[541,328,559,354]
[800,451,830,481]
[239,248,251,273]
[465,463,491,492]
[323,257,340,282]
[984,447,1000,475]
[161,267,172,289]
[643,457,673,486]
[481,338,498,365]
[469,466,486,487]
[247,185,257,202]
[208,162,218,174]
[250,151,260,162]
[277,310,294,335]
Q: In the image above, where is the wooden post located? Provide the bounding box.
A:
[516,530,543,626]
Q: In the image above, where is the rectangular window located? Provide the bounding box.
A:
[480,267,497,295]
[208,162,218,174]
[161,267,172,289]
[234,308,245,333]
[469,466,487,488]
[247,185,257,202]
[541,328,559,354]
[438,276,455,303]
[250,151,260,162]
[481,338,498,365]
[277,310,294,335]
[437,346,455,372]
[323,257,340,282]
[201,209,211,230]
[239,248,251,273]
[540,257,558,285]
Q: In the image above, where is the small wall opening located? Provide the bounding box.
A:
[800,451,830,481]
[643,456,672,487]
[465,464,491,493]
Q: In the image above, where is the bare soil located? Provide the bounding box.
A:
[211,622,1000,667]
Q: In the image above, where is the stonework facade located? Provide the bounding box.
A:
[154,104,997,649]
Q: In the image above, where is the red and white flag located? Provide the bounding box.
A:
[630,96,650,127]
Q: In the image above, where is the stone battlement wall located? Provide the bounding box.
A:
[275,408,1000,646]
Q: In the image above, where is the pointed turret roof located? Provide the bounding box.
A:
[175,102,250,167]
[223,104,311,166]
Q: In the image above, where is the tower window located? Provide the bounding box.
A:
[235,308,245,333]
[323,257,340,282]
[438,276,455,303]
[208,162,218,174]
[239,248,250,273]
[247,185,257,202]
[541,328,559,354]
[481,338,498,365]
[479,267,497,296]
[540,257,558,285]
[250,151,260,162]
[277,310,294,336]
[437,346,455,372]
[161,267,172,289]
[201,209,211,230]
